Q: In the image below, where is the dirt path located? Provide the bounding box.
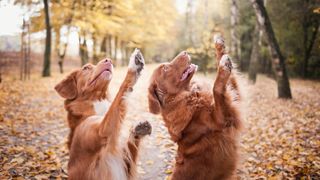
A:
[0,64,319,179]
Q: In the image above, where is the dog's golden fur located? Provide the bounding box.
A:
[55,49,151,180]
[148,36,242,179]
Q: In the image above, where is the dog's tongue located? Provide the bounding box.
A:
[181,64,197,81]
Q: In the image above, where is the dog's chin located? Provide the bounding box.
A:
[97,76,111,88]
[101,70,112,81]
[85,74,112,94]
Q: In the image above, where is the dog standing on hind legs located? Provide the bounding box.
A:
[147,35,242,180]
[55,49,151,180]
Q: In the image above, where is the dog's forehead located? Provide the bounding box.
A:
[82,63,93,68]
[157,63,169,72]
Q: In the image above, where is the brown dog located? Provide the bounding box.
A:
[147,36,242,180]
[55,49,151,180]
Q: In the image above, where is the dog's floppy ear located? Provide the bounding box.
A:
[148,82,161,114]
[55,71,78,100]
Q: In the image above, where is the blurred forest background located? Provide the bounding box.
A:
[0,0,318,81]
[0,0,320,179]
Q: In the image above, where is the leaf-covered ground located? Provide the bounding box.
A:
[0,65,319,179]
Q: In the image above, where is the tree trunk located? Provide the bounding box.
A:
[248,20,263,84]
[58,35,68,74]
[302,16,319,78]
[27,22,31,80]
[120,41,126,66]
[185,0,194,46]
[113,36,118,65]
[57,35,69,74]
[42,0,51,77]
[251,0,292,98]
[107,35,112,58]
[56,0,75,74]
[82,38,89,65]
[20,20,25,80]
[125,47,130,64]
[55,28,63,74]
[92,32,98,64]
[230,0,241,70]
[79,33,89,66]
[100,35,107,57]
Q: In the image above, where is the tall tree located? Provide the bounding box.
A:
[248,21,261,84]
[27,0,178,67]
[266,0,319,78]
[54,26,71,73]
[79,33,89,66]
[55,0,75,73]
[302,0,319,77]
[113,36,119,66]
[42,0,51,77]
[251,0,292,98]
[185,0,194,46]
[230,0,241,70]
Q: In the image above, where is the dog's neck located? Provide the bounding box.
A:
[65,97,110,124]
[92,99,111,116]
[162,91,190,108]
[64,97,110,148]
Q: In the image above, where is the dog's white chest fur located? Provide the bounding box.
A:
[90,152,127,180]
[93,100,110,116]
[105,154,127,180]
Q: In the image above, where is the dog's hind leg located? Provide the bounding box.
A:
[98,49,145,150]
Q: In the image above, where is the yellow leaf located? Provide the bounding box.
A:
[165,169,172,174]
[12,157,24,164]
[146,160,154,165]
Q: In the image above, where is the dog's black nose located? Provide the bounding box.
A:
[104,58,112,64]
[182,51,188,56]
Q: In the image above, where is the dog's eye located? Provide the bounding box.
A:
[163,65,169,72]
[83,66,91,71]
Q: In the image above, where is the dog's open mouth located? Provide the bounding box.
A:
[180,64,198,81]
[89,68,112,86]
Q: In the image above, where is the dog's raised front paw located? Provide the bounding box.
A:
[214,34,225,45]
[217,54,233,81]
[220,54,233,72]
[129,48,145,74]
[131,121,152,139]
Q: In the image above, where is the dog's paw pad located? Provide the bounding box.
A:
[219,54,233,73]
[214,34,225,45]
[132,121,152,138]
[129,48,145,73]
